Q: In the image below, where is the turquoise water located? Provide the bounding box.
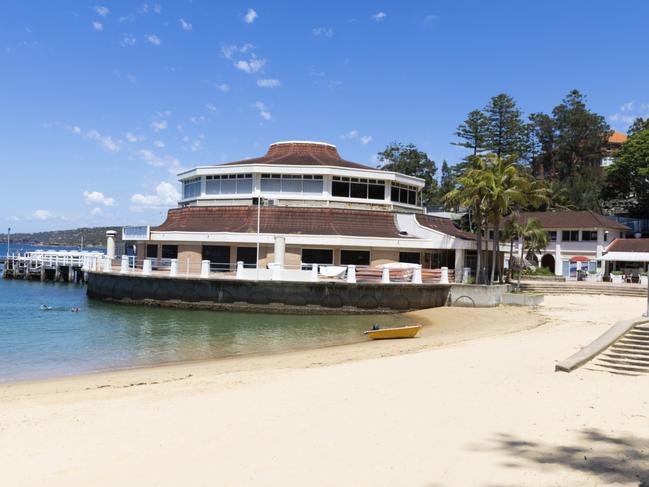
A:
[0,276,401,383]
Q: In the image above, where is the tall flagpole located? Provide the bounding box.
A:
[256,197,261,280]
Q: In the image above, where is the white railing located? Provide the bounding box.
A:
[103,256,456,285]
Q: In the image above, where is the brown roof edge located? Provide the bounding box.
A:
[415,214,475,240]
[607,237,649,253]
[508,211,630,231]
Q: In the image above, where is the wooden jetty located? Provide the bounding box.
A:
[1,250,105,283]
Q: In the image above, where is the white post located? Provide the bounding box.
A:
[142,259,152,276]
[454,249,465,283]
[200,260,210,278]
[270,263,281,281]
[236,261,244,279]
[381,266,390,283]
[274,236,286,269]
[120,255,129,274]
[311,263,319,282]
[346,265,356,283]
[106,230,117,259]
[170,259,178,277]
[555,244,562,276]
[412,265,422,284]
[440,266,449,284]
[103,257,112,273]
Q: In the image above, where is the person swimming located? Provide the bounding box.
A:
[40,304,52,311]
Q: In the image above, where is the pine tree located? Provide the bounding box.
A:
[453,110,489,156]
[484,94,526,159]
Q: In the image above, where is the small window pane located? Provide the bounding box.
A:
[391,186,399,201]
[303,179,323,194]
[236,177,252,194]
[206,179,220,195]
[350,182,368,199]
[161,245,178,259]
[221,178,236,194]
[368,184,384,200]
[332,181,350,197]
[261,178,281,192]
[340,250,370,266]
[281,177,302,193]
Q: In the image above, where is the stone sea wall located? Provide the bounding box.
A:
[86,272,451,314]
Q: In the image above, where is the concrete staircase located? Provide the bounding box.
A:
[585,322,649,376]
[519,281,648,297]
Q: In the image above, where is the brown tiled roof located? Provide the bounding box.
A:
[415,214,475,240]
[608,132,628,144]
[218,141,373,170]
[510,211,630,231]
[154,206,412,238]
[607,238,649,253]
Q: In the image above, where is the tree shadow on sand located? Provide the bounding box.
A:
[480,429,649,486]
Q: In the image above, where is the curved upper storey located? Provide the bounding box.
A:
[177,141,425,212]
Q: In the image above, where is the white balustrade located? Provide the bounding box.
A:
[200,260,210,278]
[440,266,449,284]
[412,265,422,284]
[120,255,129,274]
[346,265,356,283]
[103,257,112,273]
[142,259,152,276]
[381,267,390,283]
[310,263,319,282]
[236,261,244,279]
[169,259,178,277]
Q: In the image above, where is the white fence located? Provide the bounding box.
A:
[101,255,456,284]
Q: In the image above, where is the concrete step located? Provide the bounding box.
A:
[598,356,649,368]
[617,338,649,347]
[610,346,649,356]
[591,361,649,373]
[583,365,641,376]
[602,351,649,363]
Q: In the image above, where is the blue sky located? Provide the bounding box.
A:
[1,0,648,232]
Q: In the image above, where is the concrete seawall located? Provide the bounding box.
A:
[86,272,451,314]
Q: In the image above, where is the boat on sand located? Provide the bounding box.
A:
[364,324,422,340]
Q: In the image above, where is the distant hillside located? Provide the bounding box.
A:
[1,226,122,247]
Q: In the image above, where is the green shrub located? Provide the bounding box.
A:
[611,271,623,275]
[523,267,554,276]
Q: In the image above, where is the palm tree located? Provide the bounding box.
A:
[513,217,549,292]
[444,166,490,284]
[481,156,526,284]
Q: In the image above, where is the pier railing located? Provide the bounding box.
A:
[100,255,457,284]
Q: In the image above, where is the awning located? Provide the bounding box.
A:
[601,251,649,262]
[570,256,590,262]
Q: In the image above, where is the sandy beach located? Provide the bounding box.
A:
[2,295,648,486]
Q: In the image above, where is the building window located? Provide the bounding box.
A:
[236,247,257,268]
[340,250,370,266]
[202,245,231,271]
[301,249,334,269]
[604,232,608,242]
[582,231,597,241]
[390,182,419,206]
[161,245,178,259]
[205,174,253,195]
[548,231,557,241]
[182,177,201,199]
[146,244,158,259]
[399,252,420,264]
[260,174,323,194]
[332,177,385,201]
[562,230,579,241]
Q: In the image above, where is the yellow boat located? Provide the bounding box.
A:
[364,324,422,340]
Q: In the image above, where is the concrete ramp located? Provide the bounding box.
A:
[556,318,649,375]
[585,322,649,376]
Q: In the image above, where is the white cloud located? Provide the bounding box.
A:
[137,149,165,167]
[120,34,136,47]
[32,209,53,220]
[372,12,387,21]
[126,73,136,83]
[153,4,162,14]
[179,18,192,31]
[254,101,271,120]
[92,21,103,31]
[220,43,253,60]
[182,134,205,152]
[125,132,145,143]
[205,103,217,112]
[244,8,257,24]
[312,27,334,38]
[83,190,115,206]
[234,55,266,73]
[86,129,121,152]
[131,182,180,209]
[341,129,359,140]
[69,125,82,134]
[151,119,168,132]
[424,14,438,25]
[153,139,165,148]
[189,115,205,124]
[145,34,161,46]
[214,83,230,92]
[620,101,635,112]
[609,113,636,125]
[90,207,103,216]
[256,78,281,88]
[361,135,373,145]
[94,5,109,17]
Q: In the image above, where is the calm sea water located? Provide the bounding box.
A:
[0,246,400,382]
